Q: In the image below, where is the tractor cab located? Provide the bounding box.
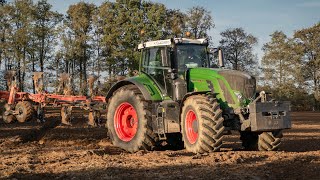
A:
[138,38,221,100]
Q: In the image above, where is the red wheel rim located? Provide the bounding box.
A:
[185,110,198,144]
[114,102,138,142]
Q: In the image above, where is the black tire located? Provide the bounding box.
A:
[106,85,158,153]
[15,101,34,123]
[181,94,225,153]
[240,130,283,151]
[240,131,259,150]
[258,131,283,151]
[165,133,184,150]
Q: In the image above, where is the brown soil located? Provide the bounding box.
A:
[0,110,319,180]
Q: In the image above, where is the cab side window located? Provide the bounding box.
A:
[142,47,165,88]
[143,47,162,75]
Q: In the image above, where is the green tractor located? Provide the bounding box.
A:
[106,38,291,153]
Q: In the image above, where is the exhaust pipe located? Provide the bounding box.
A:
[218,48,224,67]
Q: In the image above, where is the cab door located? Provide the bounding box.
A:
[141,47,173,98]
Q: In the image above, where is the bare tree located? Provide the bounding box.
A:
[219,27,258,75]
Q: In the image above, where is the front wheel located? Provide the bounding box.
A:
[181,94,225,153]
[240,130,283,151]
[106,85,158,152]
[258,131,283,151]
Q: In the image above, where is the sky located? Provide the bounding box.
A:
[20,0,320,60]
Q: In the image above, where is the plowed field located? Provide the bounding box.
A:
[0,110,319,179]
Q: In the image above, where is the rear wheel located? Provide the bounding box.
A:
[181,94,225,153]
[106,85,158,152]
[166,133,184,150]
[15,101,34,123]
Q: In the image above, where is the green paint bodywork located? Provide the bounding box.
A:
[132,68,250,110]
[129,73,163,101]
[187,68,242,109]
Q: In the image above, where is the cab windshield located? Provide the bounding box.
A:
[176,44,209,69]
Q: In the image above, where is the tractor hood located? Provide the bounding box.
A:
[216,69,256,100]
[188,68,256,108]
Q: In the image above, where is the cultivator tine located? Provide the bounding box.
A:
[87,75,98,97]
[88,111,95,127]
[33,72,44,94]
[4,71,18,105]
[88,110,101,127]
[57,73,73,95]
[61,106,73,125]
[36,105,45,123]
[4,70,17,91]
[96,110,102,126]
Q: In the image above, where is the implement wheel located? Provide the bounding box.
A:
[181,94,225,153]
[3,114,15,123]
[107,85,158,152]
[2,103,16,123]
[15,101,34,123]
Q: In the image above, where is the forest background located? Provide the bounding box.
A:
[0,0,319,110]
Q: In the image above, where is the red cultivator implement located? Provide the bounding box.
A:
[0,71,106,126]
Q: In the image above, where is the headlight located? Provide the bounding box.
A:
[234,92,243,100]
[174,38,182,44]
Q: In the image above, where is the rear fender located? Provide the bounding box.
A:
[106,77,163,101]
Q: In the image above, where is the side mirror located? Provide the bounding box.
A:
[218,48,224,67]
[134,47,141,52]
[208,48,215,55]
[168,68,178,80]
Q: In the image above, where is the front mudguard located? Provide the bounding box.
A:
[248,101,291,131]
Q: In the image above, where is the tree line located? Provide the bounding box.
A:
[0,0,319,110]
[0,0,214,94]
[261,23,320,111]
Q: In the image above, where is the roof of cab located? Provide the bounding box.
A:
[138,38,207,49]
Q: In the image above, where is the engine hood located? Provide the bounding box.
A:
[187,68,256,108]
[216,69,256,99]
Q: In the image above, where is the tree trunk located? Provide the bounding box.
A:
[56,57,59,93]
[314,74,319,111]
[83,59,87,95]
[32,53,35,94]
[40,34,45,72]
[17,52,22,91]
[65,59,69,74]
[279,59,283,99]
[21,48,26,92]
[79,58,83,95]
[0,29,4,68]
[108,62,112,78]
[234,51,238,70]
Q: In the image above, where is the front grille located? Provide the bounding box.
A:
[218,70,256,99]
